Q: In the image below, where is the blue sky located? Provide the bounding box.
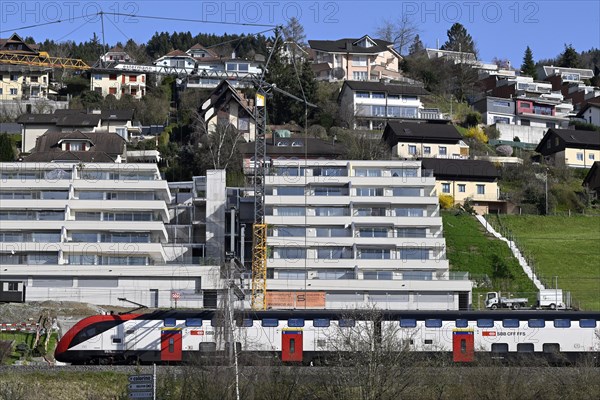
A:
[1,1,599,65]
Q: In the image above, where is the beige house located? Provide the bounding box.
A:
[421,158,505,214]
[535,128,600,168]
[309,35,402,81]
[90,69,146,99]
[383,121,469,159]
[0,34,50,100]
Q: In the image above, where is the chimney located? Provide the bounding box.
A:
[231,51,236,59]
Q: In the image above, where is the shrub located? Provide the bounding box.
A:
[496,145,513,157]
[439,194,454,209]
[462,111,482,127]
[465,126,488,143]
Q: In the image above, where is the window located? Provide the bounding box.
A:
[589,154,595,160]
[129,75,137,82]
[491,343,509,353]
[358,249,390,260]
[396,228,426,238]
[576,153,584,161]
[353,71,367,80]
[185,318,202,327]
[109,87,117,95]
[7,282,19,291]
[317,226,350,237]
[528,319,545,328]
[236,318,253,327]
[10,89,17,95]
[372,105,386,116]
[403,271,432,280]
[477,319,494,328]
[164,318,176,327]
[354,169,382,177]
[476,185,485,195]
[316,207,348,216]
[553,319,571,328]
[363,271,393,280]
[277,227,305,237]
[395,208,424,217]
[455,319,468,328]
[288,318,305,327]
[393,187,420,196]
[439,146,447,156]
[543,343,560,353]
[425,319,442,328]
[458,184,466,193]
[317,247,352,259]
[10,74,18,81]
[517,343,535,353]
[262,318,278,327]
[30,76,38,83]
[391,168,418,177]
[278,270,307,280]
[274,247,306,259]
[314,186,347,196]
[0,89,2,94]
[442,183,450,193]
[276,186,304,196]
[424,339,434,345]
[546,122,555,129]
[493,116,510,124]
[339,319,355,328]
[275,207,305,216]
[356,187,383,196]
[493,100,511,107]
[579,319,596,328]
[352,56,367,66]
[112,337,122,344]
[317,269,354,279]
[359,227,387,238]
[355,91,369,98]
[313,318,330,328]
[408,145,417,155]
[400,248,430,260]
[423,146,431,155]
[502,319,519,328]
[109,74,117,80]
[400,319,416,328]
[521,119,530,126]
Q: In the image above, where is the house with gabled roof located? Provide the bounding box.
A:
[197,80,256,141]
[535,128,600,168]
[382,121,469,159]
[582,161,600,200]
[576,102,600,127]
[308,35,402,82]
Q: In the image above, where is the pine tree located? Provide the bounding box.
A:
[0,133,15,162]
[521,46,537,79]
[559,44,581,68]
[408,34,424,56]
[441,23,477,57]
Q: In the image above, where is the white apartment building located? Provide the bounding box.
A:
[90,69,147,99]
[0,163,225,308]
[263,159,472,310]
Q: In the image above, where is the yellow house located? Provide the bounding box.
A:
[535,128,600,168]
[383,121,470,159]
[421,158,505,214]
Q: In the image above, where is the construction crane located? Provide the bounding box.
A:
[0,51,90,70]
[250,32,317,310]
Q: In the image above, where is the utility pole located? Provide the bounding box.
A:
[545,168,549,215]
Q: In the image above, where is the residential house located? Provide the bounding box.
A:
[539,66,599,107]
[0,34,50,100]
[23,130,127,163]
[420,158,504,214]
[535,128,600,168]
[425,48,478,65]
[90,68,146,99]
[196,80,256,141]
[186,43,219,59]
[279,41,309,63]
[17,109,136,153]
[154,50,197,73]
[577,102,600,127]
[308,35,402,81]
[382,121,469,159]
[338,80,441,130]
[582,161,600,200]
[261,159,472,310]
[99,46,134,64]
[472,96,516,126]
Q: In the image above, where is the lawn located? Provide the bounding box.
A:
[442,211,539,309]
[488,215,600,311]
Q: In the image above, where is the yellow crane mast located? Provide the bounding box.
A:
[0,51,90,70]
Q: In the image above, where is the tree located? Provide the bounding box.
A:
[282,17,306,44]
[441,23,477,57]
[559,44,581,68]
[521,46,537,79]
[0,133,15,161]
[374,17,419,55]
[334,129,390,160]
[408,34,425,56]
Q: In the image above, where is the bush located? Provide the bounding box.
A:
[465,126,488,143]
[462,111,482,127]
[439,194,454,209]
[496,145,513,157]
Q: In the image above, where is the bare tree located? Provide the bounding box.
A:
[374,17,419,56]
[194,116,244,172]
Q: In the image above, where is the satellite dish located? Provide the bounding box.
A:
[332,68,346,80]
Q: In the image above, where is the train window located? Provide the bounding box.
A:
[425,319,442,328]
[460,339,467,354]
[543,343,560,353]
[164,318,176,327]
[579,319,597,328]
[185,318,203,327]
[289,338,295,354]
[502,319,519,328]
[517,343,535,353]
[313,318,330,328]
[400,319,417,328]
[262,318,279,327]
[424,339,433,345]
[200,342,217,352]
[553,319,571,328]
[236,318,253,327]
[455,319,468,328]
[112,337,122,344]
[70,321,121,348]
[528,319,545,328]
[477,319,494,328]
[168,338,174,353]
[211,318,226,327]
[339,319,355,328]
[125,329,135,335]
[288,318,305,327]
[491,343,509,353]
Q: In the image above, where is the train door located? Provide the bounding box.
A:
[281,329,303,362]
[452,329,474,362]
[160,328,182,362]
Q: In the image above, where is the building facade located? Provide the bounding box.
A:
[536,128,600,168]
[90,70,146,99]
[262,159,472,310]
[383,121,469,159]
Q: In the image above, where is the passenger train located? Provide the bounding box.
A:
[55,309,600,365]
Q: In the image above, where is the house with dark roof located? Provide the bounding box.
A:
[23,130,127,163]
[420,158,505,214]
[197,80,256,141]
[308,35,402,82]
[99,46,134,64]
[338,80,442,130]
[382,121,469,159]
[535,128,600,168]
[582,161,600,200]
[17,109,135,152]
[577,102,600,127]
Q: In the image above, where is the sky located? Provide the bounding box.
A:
[1,0,599,65]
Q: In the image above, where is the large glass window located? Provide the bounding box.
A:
[359,228,387,238]
[394,208,424,217]
[390,168,418,177]
[354,169,382,177]
[356,187,384,196]
[403,271,432,280]
[313,167,346,176]
[393,187,421,196]
[400,248,430,260]
[314,186,348,196]
[355,207,386,217]
[276,227,306,237]
[275,207,305,216]
[273,247,306,259]
[317,247,352,259]
[396,228,426,238]
[278,270,307,280]
[317,269,355,279]
[315,207,348,216]
[316,226,350,237]
[358,248,391,260]
[363,271,393,280]
[352,56,367,66]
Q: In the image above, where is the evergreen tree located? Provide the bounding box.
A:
[408,34,424,56]
[441,23,477,57]
[559,44,581,68]
[0,133,15,162]
[521,46,537,79]
[283,17,306,44]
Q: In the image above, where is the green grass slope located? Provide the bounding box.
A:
[490,215,600,311]
[442,212,539,309]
